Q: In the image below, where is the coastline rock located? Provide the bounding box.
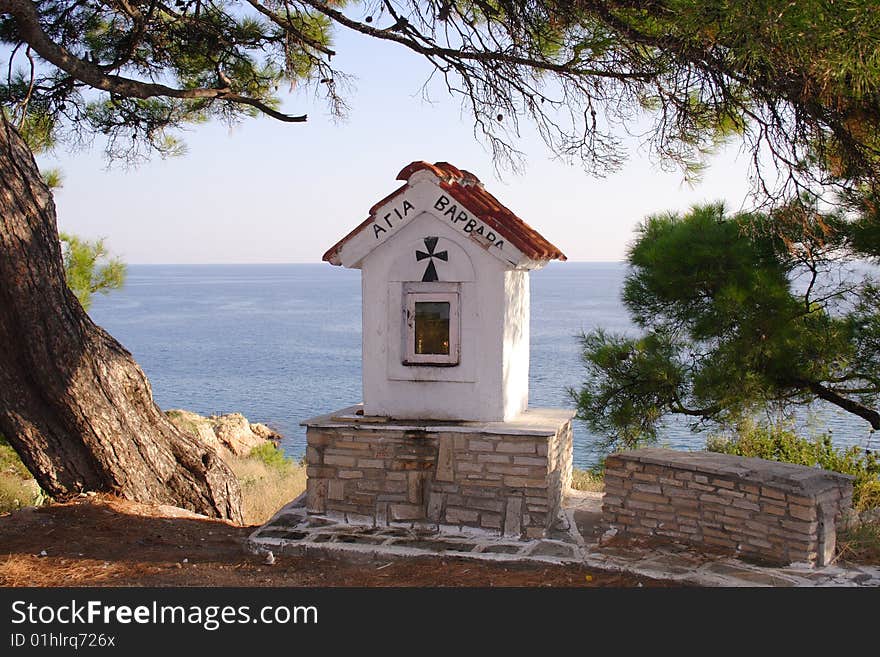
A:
[251,422,283,443]
[210,413,268,456]
[165,409,282,458]
[164,409,224,453]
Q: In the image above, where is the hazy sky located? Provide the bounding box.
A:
[40,23,756,264]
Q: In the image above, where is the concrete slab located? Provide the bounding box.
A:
[301,404,576,437]
[249,493,583,567]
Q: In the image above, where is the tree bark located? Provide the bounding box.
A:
[0,116,242,522]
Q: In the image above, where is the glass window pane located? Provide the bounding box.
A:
[414,301,450,355]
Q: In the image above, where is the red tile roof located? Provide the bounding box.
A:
[322,161,566,264]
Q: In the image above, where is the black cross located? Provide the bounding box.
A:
[415,236,448,282]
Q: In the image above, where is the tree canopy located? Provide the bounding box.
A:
[572,202,880,454]
[2,0,879,201]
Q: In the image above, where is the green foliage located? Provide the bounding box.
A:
[573,202,880,454]
[622,204,793,337]
[59,233,126,311]
[41,168,64,190]
[0,433,30,480]
[1,0,339,164]
[572,329,688,450]
[1,0,878,191]
[0,434,47,513]
[707,422,880,510]
[579,0,880,190]
[247,442,293,470]
[16,110,57,154]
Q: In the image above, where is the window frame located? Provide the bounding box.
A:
[403,286,460,366]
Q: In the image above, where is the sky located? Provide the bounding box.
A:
[39,20,757,265]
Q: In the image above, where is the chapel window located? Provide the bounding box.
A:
[404,290,459,365]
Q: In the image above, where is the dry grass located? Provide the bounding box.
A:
[0,440,31,479]
[0,553,125,587]
[0,476,42,513]
[0,453,305,525]
[229,454,306,526]
[837,521,880,565]
[1,426,305,525]
[164,409,206,439]
[0,438,44,513]
[571,468,604,493]
[856,481,880,512]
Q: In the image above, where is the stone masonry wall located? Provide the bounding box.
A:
[306,420,573,539]
[548,420,573,526]
[602,448,854,567]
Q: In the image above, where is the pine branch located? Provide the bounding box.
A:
[0,0,307,122]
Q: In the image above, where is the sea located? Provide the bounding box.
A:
[88,262,877,468]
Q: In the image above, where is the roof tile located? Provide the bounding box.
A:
[322,161,566,264]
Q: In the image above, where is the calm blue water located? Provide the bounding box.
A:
[88,263,876,467]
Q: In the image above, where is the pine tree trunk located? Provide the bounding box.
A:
[0,116,242,522]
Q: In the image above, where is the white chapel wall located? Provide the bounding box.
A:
[361,210,515,421]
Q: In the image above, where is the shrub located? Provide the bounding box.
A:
[0,436,32,480]
[571,468,604,492]
[0,434,47,513]
[857,481,880,511]
[707,422,880,510]
[247,442,293,469]
[0,476,43,513]
[836,521,880,565]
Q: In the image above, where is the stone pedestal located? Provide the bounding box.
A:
[303,406,574,539]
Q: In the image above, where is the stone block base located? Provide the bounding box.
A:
[602,448,854,567]
[303,406,574,538]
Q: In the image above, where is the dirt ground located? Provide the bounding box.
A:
[0,496,673,587]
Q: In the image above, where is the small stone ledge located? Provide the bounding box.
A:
[602,448,854,567]
[611,448,854,495]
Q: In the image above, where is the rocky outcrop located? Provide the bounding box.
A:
[165,410,281,459]
[251,422,283,443]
